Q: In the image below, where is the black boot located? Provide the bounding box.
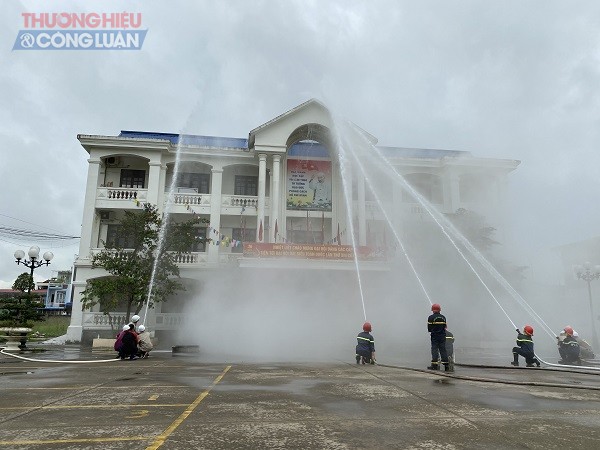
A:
[444,364,453,372]
[427,363,439,370]
[356,355,360,364]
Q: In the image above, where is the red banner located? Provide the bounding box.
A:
[243,243,377,260]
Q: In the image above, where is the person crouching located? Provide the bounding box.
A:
[136,325,153,359]
[356,322,376,364]
[511,325,540,367]
[120,323,139,360]
[558,326,581,365]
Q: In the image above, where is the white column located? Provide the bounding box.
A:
[450,173,460,213]
[271,155,281,242]
[357,171,367,246]
[66,280,87,342]
[208,168,223,263]
[157,164,167,213]
[78,159,102,260]
[146,161,162,206]
[257,154,267,242]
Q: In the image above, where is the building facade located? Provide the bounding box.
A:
[67,99,519,342]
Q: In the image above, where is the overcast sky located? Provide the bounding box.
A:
[1,0,600,288]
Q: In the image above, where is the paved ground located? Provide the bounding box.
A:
[1,348,600,449]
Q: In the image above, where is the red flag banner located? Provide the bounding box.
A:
[274,219,278,242]
[337,223,341,246]
[243,243,379,260]
[258,219,263,242]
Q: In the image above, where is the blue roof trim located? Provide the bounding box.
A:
[117,131,466,158]
[118,131,248,149]
[288,142,329,158]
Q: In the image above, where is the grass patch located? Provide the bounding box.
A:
[31,316,70,337]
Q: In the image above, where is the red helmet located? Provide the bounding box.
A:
[363,322,372,332]
[564,326,574,336]
[431,303,441,312]
[523,325,534,336]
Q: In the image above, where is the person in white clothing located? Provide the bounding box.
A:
[136,325,154,359]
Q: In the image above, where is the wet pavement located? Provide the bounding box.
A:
[1,348,600,449]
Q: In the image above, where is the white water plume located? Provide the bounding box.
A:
[336,119,557,341]
[143,135,184,324]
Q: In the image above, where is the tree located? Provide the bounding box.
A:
[0,296,45,328]
[12,272,34,293]
[446,208,528,286]
[446,208,499,253]
[0,273,44,328]
[81,203,200,322]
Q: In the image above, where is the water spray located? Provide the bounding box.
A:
[142,134,185,325]
[330,119,368,321]
[334,120,600,371]
[342,138,433,306]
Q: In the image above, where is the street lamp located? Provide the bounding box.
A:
[575,262,600,351]
[11,246,53,348]
[14,246,54,293]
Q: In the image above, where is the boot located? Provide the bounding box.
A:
[510,361,519,367]
[356,355,360,365]
[444,364,453,372]
[427,364,439,370]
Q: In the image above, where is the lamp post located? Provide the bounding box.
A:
[5,245,54,351]
[575,262,600,351]
[14,246,54,293]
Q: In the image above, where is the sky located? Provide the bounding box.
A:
[2,0,600,289]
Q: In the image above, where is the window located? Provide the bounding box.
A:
[234,175,258,196]
[105,224,136,248]
[120,169,145,188]
[177,173,210,194]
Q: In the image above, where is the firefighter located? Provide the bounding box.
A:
[356,322,376,365]
[511,325,540,367]
[427,304,451,372]
[558,326,581,365]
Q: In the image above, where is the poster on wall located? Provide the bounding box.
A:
[286,159,332,211]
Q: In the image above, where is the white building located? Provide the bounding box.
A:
[67,99,519,342]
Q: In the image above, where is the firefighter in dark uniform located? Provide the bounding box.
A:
[511,325,540,367]
[356,322,376,364]
[558,326,581,365]
[427,304,451,371]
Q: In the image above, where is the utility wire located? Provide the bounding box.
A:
[0,225,79,240]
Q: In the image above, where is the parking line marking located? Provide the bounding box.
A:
[0,404,188,411]
[146,365,231,450]
[0,436,146,446]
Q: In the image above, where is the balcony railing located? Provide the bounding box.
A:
[169,193,210,206]
[82,312,186,331]
[171,252,207,265]
[221,195,269,208]
[97,187,148,202]
[91,248,207,266]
